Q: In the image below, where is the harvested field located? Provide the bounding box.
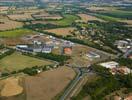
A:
[0,77,23,97]
[8,13,33,21]
[24,66,76,100]
[0,15,23,31]
[11,8,44,15]
[44,27,75,36]
[78,14,104,22]
[1,38,30,46]
[0,6,9,11]
[0,52,54,72]
[121,20,132,26]
[33,11,62,20]
[87,7,114,11]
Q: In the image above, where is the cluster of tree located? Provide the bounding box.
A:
[76,20,132,53]
[88,21,132,39]
[117,58,132,69]
[91,65,112,77]
[24,23,64,30]
[0,44,4,49]
[36,53,70,65]
[20,65,52,76]
[1,65,55,77]
[0,49,15,59]
[72,65,132,100]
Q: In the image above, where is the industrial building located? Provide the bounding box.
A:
[99,61,119,69]
[16,41,53,53]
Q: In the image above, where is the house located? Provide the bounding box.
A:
[99,61,119,69]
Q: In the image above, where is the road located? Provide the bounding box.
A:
[59,65,91,100]
[59,68,81,100]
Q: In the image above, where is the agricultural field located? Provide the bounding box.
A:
[32,11,62,20]
[87,7,114,11]
[44,27,75,36]
[0,52,54,72]
[88,6,132,21]
[0,77,23,97]
[0,29,34,38]
[0,15,23,31]
[0,6,9,11]
[1,38,29,46]
[7,13,33,21]
[10,8,44,15]
[24,66,76,100]
[94,14,121,22]
[94,14,132,26]
[121,20,132,26]
[98,9,132,20]
[50,14,80,26]
[78,14,104,22]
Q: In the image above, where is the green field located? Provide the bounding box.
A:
[0,29,33,38]
[94,14,121,22]
[99,10,132,19]
[0,52,54,72]
[51,14,80,26]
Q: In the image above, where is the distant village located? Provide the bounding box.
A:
[115,39,132,59]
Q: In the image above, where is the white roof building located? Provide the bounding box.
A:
[86,52,100,59]
[99,61,119,69]
[16,45,28,48]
